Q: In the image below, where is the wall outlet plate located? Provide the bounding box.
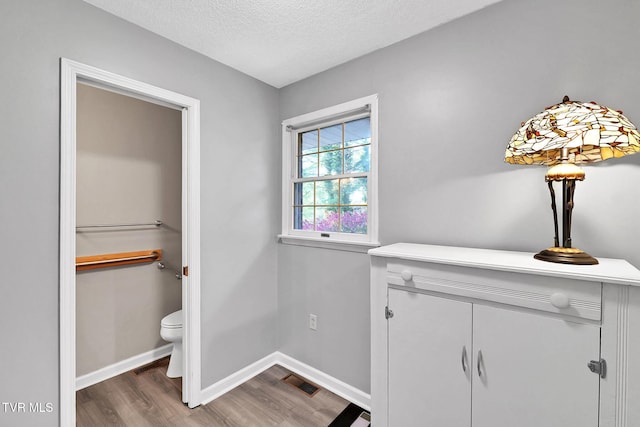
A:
[309,314,317,330]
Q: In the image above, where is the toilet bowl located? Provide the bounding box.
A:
[160,309,183,378]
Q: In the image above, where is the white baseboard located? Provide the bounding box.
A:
[76,344,173,390]
[199,352,280,405]
[77,348,372,412]
[199,351,371,411]
[275,352,371,411]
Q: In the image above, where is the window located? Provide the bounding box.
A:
[281,95,379,251]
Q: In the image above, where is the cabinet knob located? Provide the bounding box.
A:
[550,292,570,309]
[400,270,413,281]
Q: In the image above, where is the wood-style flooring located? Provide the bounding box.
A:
[76,358,350,426]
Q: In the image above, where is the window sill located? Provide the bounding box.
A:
[278,234,381,253]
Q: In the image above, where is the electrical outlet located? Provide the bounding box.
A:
[309,314,318,330]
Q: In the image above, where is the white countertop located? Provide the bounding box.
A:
[369,243,640,286]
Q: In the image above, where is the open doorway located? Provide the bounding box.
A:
[60,59,202,426]
[74,81,182,386]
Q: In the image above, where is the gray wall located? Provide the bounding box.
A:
[0,0,279,425]
[278,0,640,394]
[76,84,182,376]
[3,0,640,425]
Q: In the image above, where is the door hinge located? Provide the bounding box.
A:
[183,266,189,277]
[385,306,394,319]
[588,359,606,378]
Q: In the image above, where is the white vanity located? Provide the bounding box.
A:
[369,243,640,427]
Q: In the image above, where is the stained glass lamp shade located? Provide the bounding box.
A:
[505,96,640,265]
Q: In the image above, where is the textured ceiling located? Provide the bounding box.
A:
[83,0,503,88]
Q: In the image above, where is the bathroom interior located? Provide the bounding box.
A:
[75,83,185,395]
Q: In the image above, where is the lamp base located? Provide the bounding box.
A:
[534,247,598,265]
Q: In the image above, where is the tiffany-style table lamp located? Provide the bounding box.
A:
[505,96,640,265]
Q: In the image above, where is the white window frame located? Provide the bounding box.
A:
[280,94,379,252]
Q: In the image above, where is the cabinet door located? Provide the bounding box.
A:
[472,304,600,427]
[388,288,472,427]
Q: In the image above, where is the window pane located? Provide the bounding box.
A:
[340,177,368,205]
[344,145,370,173]
[319,150,342,176]
[319,124,342,152]
[300,130,318,155]
[293,206,315,230]
[300,154,318,178]
[316,179,339,205]
[340,207,367,234]
[315,207,339,232]
[294,182,314,205]
[344,118,370,147]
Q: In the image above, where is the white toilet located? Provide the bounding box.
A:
[160,309,183,378]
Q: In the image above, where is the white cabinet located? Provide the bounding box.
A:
[472,303,599,427]
[388,288,599,427]
[388,289,471,426]
[370,243,640,427]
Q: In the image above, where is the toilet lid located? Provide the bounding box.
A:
[161,310,183,328]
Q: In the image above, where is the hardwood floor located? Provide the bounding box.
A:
[76,359,350,426]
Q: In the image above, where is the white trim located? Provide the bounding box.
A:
[75,344,173,391]
[59,57,77,427]
[181,99,203,408]
[59,58,202,426]
[199,352,371,411]
[279,234,380,253]
[281,95,379,249]
[370,255,389,425]
[275,352,371,411]
[199,353,280,405]
[615,286,630,427]
[601,284,630,427]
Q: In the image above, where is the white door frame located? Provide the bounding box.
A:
[59,58,202,426]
